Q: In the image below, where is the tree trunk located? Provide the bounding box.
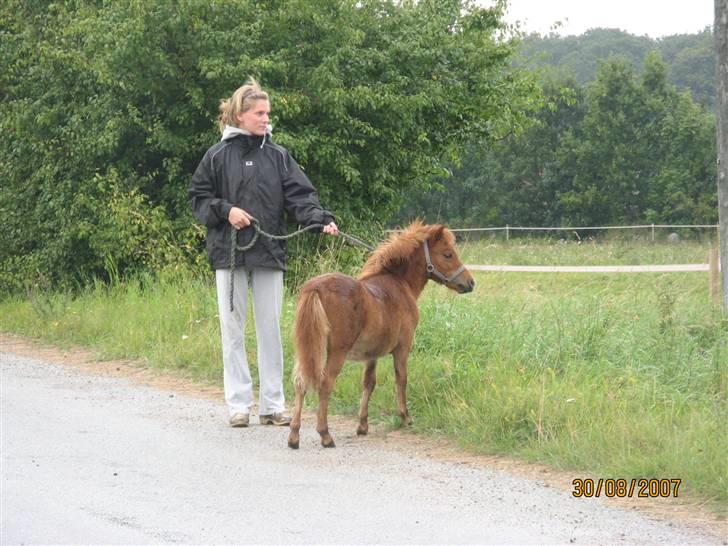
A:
[717,0,728,312]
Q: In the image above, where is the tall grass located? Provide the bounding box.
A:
[457,234,715,266]
[329,272,726,506]
[1,239,725,506]
[6,273,225,382]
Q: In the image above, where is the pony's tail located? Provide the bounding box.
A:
[293,289,330,393]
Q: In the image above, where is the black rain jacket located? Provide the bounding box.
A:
[188,129,334,271]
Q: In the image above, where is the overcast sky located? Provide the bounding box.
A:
[490,0,714,38]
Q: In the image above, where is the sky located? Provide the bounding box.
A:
[490,0,714,38]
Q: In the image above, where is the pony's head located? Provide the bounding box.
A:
[360,221,474,294]
[422,224,474,294]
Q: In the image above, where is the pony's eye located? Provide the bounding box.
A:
[444,252,453,259]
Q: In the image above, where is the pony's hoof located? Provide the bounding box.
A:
[356,425,368,436]
[288,440,299,450]
[322,439,336,448]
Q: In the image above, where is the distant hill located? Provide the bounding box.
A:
[516,28,715,109]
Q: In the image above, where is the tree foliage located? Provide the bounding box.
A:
[561,53,716,225]
[518,27,716,108]
[0,0,538,293]
[400,53,717,228]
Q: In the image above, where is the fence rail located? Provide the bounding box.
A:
[449,223,719,242]
[449,224,718,233]
[465,264,712,273]
[464,250,722,303]
[388,223,719,241]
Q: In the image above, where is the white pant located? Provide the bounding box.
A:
[215,267,285,416]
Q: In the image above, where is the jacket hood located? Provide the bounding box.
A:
[221,124,273,145]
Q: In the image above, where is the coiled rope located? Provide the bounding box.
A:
[228,218,373,311]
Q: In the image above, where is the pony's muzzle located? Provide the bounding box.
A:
[460,278,475,293]
[452,275,475,294]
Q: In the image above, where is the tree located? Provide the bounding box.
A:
[666,29,716,108]
[0,0,538,293]
[402,53,717,231]
[561,57,656,224]
[396,71,582,227]
[518,27,716,108]
[558,54,716,227]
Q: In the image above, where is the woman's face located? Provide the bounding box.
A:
[235,99,270,136]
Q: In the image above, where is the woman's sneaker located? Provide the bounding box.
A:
[259,412,292,426]
[229,412,250,427]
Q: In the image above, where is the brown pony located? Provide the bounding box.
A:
[288,221,474,449]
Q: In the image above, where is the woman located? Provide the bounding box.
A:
[189,78,339,427]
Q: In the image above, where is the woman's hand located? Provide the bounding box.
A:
[228,207,253,230]
[322,221,339,235]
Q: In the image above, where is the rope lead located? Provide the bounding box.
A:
[228,219,373,312]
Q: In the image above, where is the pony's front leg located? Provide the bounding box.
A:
[287,380,305,449]
[317,351,346,448]
[357,360,377,435]
[392,348,413,427]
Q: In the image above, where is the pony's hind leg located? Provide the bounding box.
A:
[393,348,413,426]
[357,360,377,435]
[287,380,305,449]
[317,351,346,448]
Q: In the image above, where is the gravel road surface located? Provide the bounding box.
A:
[1,352,724,545]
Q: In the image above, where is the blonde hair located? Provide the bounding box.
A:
[218,77,269,133]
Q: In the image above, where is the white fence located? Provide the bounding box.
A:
[465,264,712,273]
[464,257,722,303]
[450,223,719,241]
[452,226,722,302]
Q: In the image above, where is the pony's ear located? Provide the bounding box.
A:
[429,225,446,242]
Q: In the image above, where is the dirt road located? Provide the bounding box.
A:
[1,343,724,545]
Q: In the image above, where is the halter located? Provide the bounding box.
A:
[423,240,466,284]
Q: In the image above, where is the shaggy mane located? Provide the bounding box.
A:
[359,220,455,279]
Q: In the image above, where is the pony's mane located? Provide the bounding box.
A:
[359,220,455,279]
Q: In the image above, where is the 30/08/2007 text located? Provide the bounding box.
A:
[572,478,681,498]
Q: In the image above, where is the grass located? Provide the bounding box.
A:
[457,234,716,266]
[326,269,726,506]
[1,239,726,509]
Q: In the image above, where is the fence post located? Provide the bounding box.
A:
[709,247,720,304]
[506,224,510,242]
[651,224,655,242]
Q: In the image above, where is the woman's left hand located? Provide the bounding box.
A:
[322,221,339,235]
